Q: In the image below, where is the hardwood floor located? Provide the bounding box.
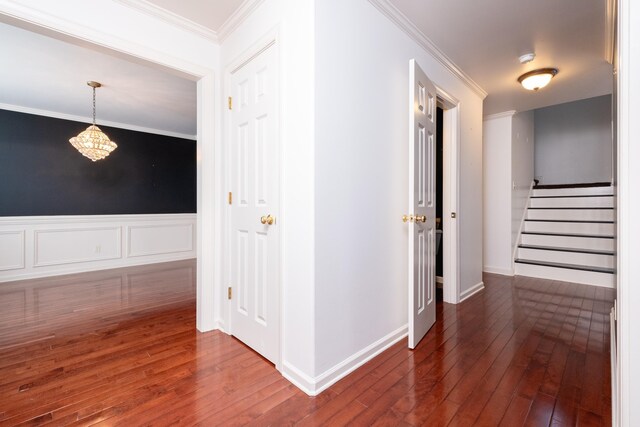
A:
[0,262,614,426]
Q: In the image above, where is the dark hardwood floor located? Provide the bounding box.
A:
[0,261,614,426]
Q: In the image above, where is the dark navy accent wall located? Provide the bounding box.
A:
[0,109,196,216]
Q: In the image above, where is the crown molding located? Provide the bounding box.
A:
[113,0,218,43]
[604,0,616,64]
[483,110,517,121]
[367,0,487,99]
[217,0,266,42]
[0,103,196,140]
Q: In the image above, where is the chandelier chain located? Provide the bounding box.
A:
[92,87,96,125]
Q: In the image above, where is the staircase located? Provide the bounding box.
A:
[514,183,616,287]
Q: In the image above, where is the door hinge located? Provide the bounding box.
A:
[228,96,233,110]
[228,192,232,205]
[451,212,457,219]
[228,286,232,300]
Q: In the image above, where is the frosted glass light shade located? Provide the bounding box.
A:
[69,124,117,162]
[518,68,558,91]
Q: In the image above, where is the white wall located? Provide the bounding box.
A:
[511,111,535,250]
[219,0,317,389]
[313,0,485,382]
[535,95,613,185]
[0,214,196,282]
[483,114,514,275]
[617,0,639,424]
[482,111,534,275]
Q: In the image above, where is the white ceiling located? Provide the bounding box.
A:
[0,22,197,137]
[140,0,613,115]
[144,0,244,33]
[388,0,613,115]
[0,0,614,134]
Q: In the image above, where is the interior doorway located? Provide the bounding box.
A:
[0,8,219,333]
[436,91,460,304]
[436,106,444,298]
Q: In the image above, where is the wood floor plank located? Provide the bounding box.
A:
[0,263,614,426]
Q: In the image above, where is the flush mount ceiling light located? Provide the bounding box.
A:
[518,68,559,91]
[69,81,117,161]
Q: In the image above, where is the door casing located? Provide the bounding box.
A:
[436,88,461,304]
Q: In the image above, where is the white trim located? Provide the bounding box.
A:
[0,213,192,226]
[217,0,267,42]
[113,0,218,42]
[282,325,408,396]
[483,267,514,276]
[511,180,535,268]
[618,0,632,423]
[281,361,317,396]
[459,281,485,302]
[0,102,196,140]
[483,110,517,121]
[437,87,461,304]
[367,0,487,99]
[0,230,25,271]
[0,2,212,78]
[605,0,617,64]
[0,214,196,283]
[126,223,195,257]
[33,226,122,267]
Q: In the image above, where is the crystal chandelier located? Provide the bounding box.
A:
[69,81,117,161]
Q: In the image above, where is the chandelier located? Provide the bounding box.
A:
[69,81,117,161]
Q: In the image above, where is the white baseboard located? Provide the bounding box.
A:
[281,324,408,396]
[281,362,317,396]
[460,281,485,302]
[483,266,515,276]
[0,214,196,282]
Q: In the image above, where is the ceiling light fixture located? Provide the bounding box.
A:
[69,81,117,161]
[518,68,559,91]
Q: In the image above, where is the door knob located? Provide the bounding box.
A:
[260,215,275,225]
[402,215,414,223]
[415,215,426,223]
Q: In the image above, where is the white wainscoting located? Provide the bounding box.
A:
[0,214,196,282]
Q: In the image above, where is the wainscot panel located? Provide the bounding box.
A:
[0,214,196,282]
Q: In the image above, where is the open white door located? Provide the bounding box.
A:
[406,59,437,349]
[228,43,279,364]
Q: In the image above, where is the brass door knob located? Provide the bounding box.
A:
[402,215,414,223]
[415,215,426,223]
[260,215,275,225]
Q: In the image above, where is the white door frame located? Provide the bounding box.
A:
[0,5,221,331]
[436,87,461,304]
[223,30,282,369]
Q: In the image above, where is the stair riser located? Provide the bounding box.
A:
[532,187,613,197]
[527,209,614,221]
[520,234,615,251]
[514,263,615,288]
[517,248,615,269]
[524,222,614,235]
[530,197,613,208]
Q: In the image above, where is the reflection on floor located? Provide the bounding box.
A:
[0,263,614,425]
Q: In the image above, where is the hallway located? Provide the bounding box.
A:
[0,262,613,425]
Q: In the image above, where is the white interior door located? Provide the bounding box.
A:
[407,59,437,349]
[228,43,279,364]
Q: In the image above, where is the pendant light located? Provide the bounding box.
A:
[69,81,117,161]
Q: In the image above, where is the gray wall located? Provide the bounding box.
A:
[534,95,612,185]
